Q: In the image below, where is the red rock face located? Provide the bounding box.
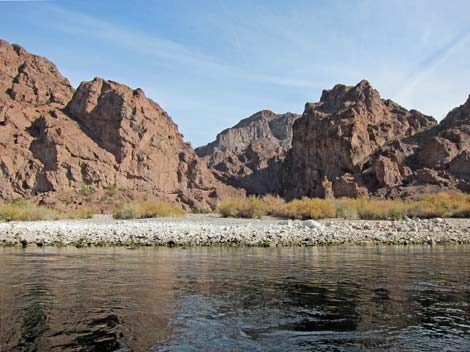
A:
[0,39,241,209]
[413,96,470,189]
[196,78,470,199]
[281,80,438,199]
[196,110,300,194]
[364,96,470,196]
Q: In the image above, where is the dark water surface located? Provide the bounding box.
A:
[0,246,469,351]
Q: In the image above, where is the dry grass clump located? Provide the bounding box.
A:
[218,196,335,220]
[407,192,470,218]
[343,199,407,220]
[66,206,96,219]
[0,201,60,221]
[334,199,359,219]
[262,194,286,214]
[273,198,336,220]
[218,196,268,219]
[113,200,185,220]
[217,192,470,220]
[139,200,186,218]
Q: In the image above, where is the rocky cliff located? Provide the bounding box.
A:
[0,39,241,209]
[368,94,470,196]
[282,80,470,199]
[196,110,300,194]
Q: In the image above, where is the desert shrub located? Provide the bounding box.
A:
[240,196,269,218]
[192,208,212,214]
[217,192,470,220]
[218,198,242,218]
[262,194,286,215]
[353,199,407,220]
[113,200,185,220]
[67,206,96,219]
[139,200,185,218]
[112,203,140,220]
[218,196,268,219]
[0,202,60,221]
[335,200,359,219]
[0,205,18,221]
[275,198,336,220]
[407,192,470,218]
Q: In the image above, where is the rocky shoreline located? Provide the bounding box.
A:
[0,214,469,248]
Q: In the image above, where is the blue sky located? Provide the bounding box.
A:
[1,0,469,147]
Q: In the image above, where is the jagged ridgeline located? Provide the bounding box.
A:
[1,38,469,205]
[0,39,242,209]
[196,110,300,194]
[200,81,470,198]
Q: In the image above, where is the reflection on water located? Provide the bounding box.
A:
[0,246,469,351]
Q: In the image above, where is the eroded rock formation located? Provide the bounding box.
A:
[196,110,300,194]
[282,81,470,199]
[0,39,241,209]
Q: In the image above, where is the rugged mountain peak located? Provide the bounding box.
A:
[196,110,300,194]
[316,79,380,114]
[0,39,241,209]
[282,80,437,199]
[66,77,181,164]
[440,95,470,129]
[232,109,277,128]
[0,39,73,106]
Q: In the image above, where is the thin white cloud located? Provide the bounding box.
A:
[394,29,469,102]
[41,4,322,89]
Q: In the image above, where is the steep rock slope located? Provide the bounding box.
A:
[0,39,75,200]
[365,95,470,197]
[196,110,300,194]
[0,39,240,209]
[282,80,438,199]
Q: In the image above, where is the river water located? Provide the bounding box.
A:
[0,246,469,351]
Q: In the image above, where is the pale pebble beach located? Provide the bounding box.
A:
[0,214,469,247]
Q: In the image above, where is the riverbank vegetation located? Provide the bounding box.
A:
[1,192,469,222]
[112,200,185,219]
[0,201,60,221]
[218,192,470,220]
[0,201,96,222]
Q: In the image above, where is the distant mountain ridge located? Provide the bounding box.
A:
[196,110,300,194]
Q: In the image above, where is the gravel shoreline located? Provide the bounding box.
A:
[0,214,469,248]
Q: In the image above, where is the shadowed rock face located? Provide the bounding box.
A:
[0,39,241,209]
[358,95,470,197]
[195,110,300,194]
[281,80,439,199]
[196,79,470,199]
[281,81,470,199]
